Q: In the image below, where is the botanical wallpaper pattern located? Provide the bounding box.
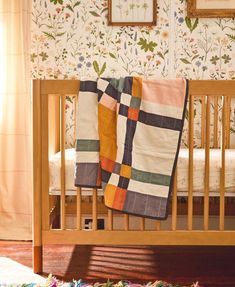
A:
[31,0,235,148]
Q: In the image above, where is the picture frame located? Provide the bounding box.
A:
[108,0,157,26]
[187,0,235,18]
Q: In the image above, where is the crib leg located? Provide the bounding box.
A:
[33,245,42,274]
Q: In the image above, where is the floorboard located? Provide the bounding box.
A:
[0,241,235,286]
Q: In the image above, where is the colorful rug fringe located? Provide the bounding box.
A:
[0,274,202,287]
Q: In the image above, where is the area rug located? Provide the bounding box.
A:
[0,274,202,287]
[0,257,45,285]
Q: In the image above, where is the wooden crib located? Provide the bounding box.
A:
[33,79,235,274]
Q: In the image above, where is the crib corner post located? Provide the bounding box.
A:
[32,79,43,274]
[33,245,43,274]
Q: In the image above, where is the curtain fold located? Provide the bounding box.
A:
[0,0,32,240]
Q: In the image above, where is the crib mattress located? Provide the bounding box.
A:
[49,148,235,196]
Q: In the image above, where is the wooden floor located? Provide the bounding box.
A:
[1,241,235,286]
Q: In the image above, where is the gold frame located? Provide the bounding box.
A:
[108,0,157,26]
[187,0,235,18]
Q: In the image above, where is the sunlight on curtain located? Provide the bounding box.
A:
[0,21,4,123]
[0,0,32,240]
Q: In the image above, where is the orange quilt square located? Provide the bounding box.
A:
[100,156,115,172]
[112,187,127,210]
[128,108,139,121]
[105,184,117,207]
[120,164,131,178]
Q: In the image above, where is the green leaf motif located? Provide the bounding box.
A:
[90,11,100,17]
[226,33,235,42]
[66,96,73,103]
[74,1,81,8]
[56,32,66,37]
[210,55,219,65]
[157,52,164,59]
[99,63,107,76]
[222,54,231,64]
[185,16,191,30]
[66,4,73,12]
[93,61,106,77]
[192,55,199,60]
[101,7,108,13]
[39,52,49,61]
[180,58,191,64]
[192,18,199,31]
[93,60,99,75]
[43,31,56,40]
[185,16,199,32]
[137,38,157,52]
[30,53,37,63]
[50,0,63,4]
[109,52,116,59]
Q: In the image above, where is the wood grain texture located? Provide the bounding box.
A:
[171,168,177,231]
[220,97,226,231]
[204,96,210,231]
[60,95,66,230]
[33,80,42,273]
[187,0,235,18]
[213,96,218,148]
[188,80,235,95]
[42,230,235,246]
[188,95,194,231]
[41,94,50,231]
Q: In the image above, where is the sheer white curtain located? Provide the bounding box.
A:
[0,0,32,240]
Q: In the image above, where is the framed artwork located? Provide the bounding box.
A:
[187,0,235,18]
[108,0,157,26]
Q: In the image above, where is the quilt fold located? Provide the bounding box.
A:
[74,79,101,188]
[75,77,188,219]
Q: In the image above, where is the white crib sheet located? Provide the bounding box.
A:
[49,148,235,196]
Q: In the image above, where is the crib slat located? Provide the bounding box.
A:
[140,217,145,231]
[74,95,77,147]
[92,189,97,230]
[220,96,226,231]
[172,168,177,231]
[41,94,50,230]
[188,95,194,230]
[60,95,66,230]
[76,187,82,230]
[204,96,210,231]
[226,96,231,148]
[213,96,218,148]
[108,209,113,230]
[124,214,129,231]
[201,96,205,148]
[156,221,161,231]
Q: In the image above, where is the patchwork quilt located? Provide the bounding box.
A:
[75,77,188,219]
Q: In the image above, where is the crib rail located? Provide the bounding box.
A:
[33,79,235,272]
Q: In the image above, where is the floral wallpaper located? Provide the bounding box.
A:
[31,0,235,148]
[174,1,235,80]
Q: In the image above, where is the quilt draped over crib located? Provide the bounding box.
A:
[75,77,188,219]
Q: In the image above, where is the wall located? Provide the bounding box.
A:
[31,0,235,80]
[31,0,235,147]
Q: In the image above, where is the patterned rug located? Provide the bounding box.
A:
[0,274,202,287]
